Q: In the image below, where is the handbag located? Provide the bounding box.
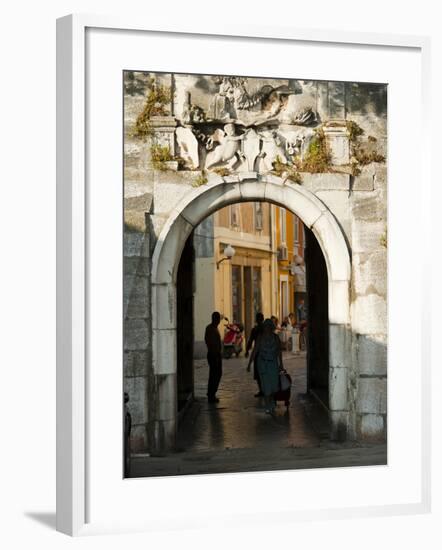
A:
[279,369,291,392]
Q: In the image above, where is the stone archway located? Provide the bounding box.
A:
[151,175,351,451]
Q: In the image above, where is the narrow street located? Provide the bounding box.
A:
[129,352,387,477]
[178,351,320,452]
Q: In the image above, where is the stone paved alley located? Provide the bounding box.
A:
[129,352,387,477]
[178,352,320,452]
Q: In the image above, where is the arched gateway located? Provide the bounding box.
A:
[150,175,351,452]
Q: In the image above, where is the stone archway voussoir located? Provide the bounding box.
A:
[311,210,351,283]
[179,181,243,228]
[151,213,194,285]
[264,181,324,228]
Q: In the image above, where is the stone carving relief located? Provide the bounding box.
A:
[207,76,299,126]
[162,76,338,176]
[257,130,288,172]
[242,129,261,172]
[205,124,245,170]
[181,92,206,125]
[175,126,199,169]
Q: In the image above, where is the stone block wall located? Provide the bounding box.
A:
[351,164,388,440]
[123,228,151,451]
[302,168,387,441]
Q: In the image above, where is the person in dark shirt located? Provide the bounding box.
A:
[204,311,222,403]
[245,312,264,397]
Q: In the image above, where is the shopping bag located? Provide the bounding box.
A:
[279,370,291,392]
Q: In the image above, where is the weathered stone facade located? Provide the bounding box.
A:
[123,72,387,452]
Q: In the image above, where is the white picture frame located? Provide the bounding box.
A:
[56,14,431,536]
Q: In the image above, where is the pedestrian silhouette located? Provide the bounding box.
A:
[204,311,223,403]
[245,312,264,397]
[247,318,283,414]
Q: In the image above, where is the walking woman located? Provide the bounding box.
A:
[247,318,283,414]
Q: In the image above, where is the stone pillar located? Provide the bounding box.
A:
[350,165,388,441]
[323,121,350,166]
[150,115,178,167]
[328,322,352,441]
[150,211,195,454]
[150,284,178,455]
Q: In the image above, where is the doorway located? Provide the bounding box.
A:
[175,200,330,453]
[149,177,352,453]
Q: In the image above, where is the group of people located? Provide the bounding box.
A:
[267,302,308,352]
[204,311,292,414]
[270,300,307,333]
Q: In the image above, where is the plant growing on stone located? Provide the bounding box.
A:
[212,167,231,177]
[271,156,303,184]
[192,171,208,187]
[350,161,362,177]
[301,128,332,173]
[271,156,287,177]
[288,171,303,184]
[174,156,188,170]
[346,120,364,142]
[150,143,173,171]
[354,148,386,166]
[134,78,172,139]
[347,120,386,167]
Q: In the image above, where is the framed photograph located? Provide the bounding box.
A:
[57,14,431,536]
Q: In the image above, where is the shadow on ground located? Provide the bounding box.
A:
[25,512,56,530]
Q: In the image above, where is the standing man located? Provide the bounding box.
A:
[297,299,307,323]
[204,311,223,403]
[245,312,264,397]
[297,299,308,351]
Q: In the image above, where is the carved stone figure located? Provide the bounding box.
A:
[209,77,297,125]
[210,94,231,120]
[279,127,316,161]
[260,86,293,119]
[257,130,288,172]
[285,138,303,157]
[242,129,261,171]
[182,92,206,124]
[231,78,263,111]
[209,77,235,120]
[291,106,317,126]
[205,123,245,170]
[175,126,200,169]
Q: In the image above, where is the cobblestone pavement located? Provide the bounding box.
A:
[177,351,320,452]
[129,352,387,477]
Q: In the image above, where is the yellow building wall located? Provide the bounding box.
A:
[274,207,305,322]
[194,201,305,344]
[194,256,215,342]
[212,202,273,340]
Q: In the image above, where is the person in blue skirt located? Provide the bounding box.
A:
[246,318,283,414]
